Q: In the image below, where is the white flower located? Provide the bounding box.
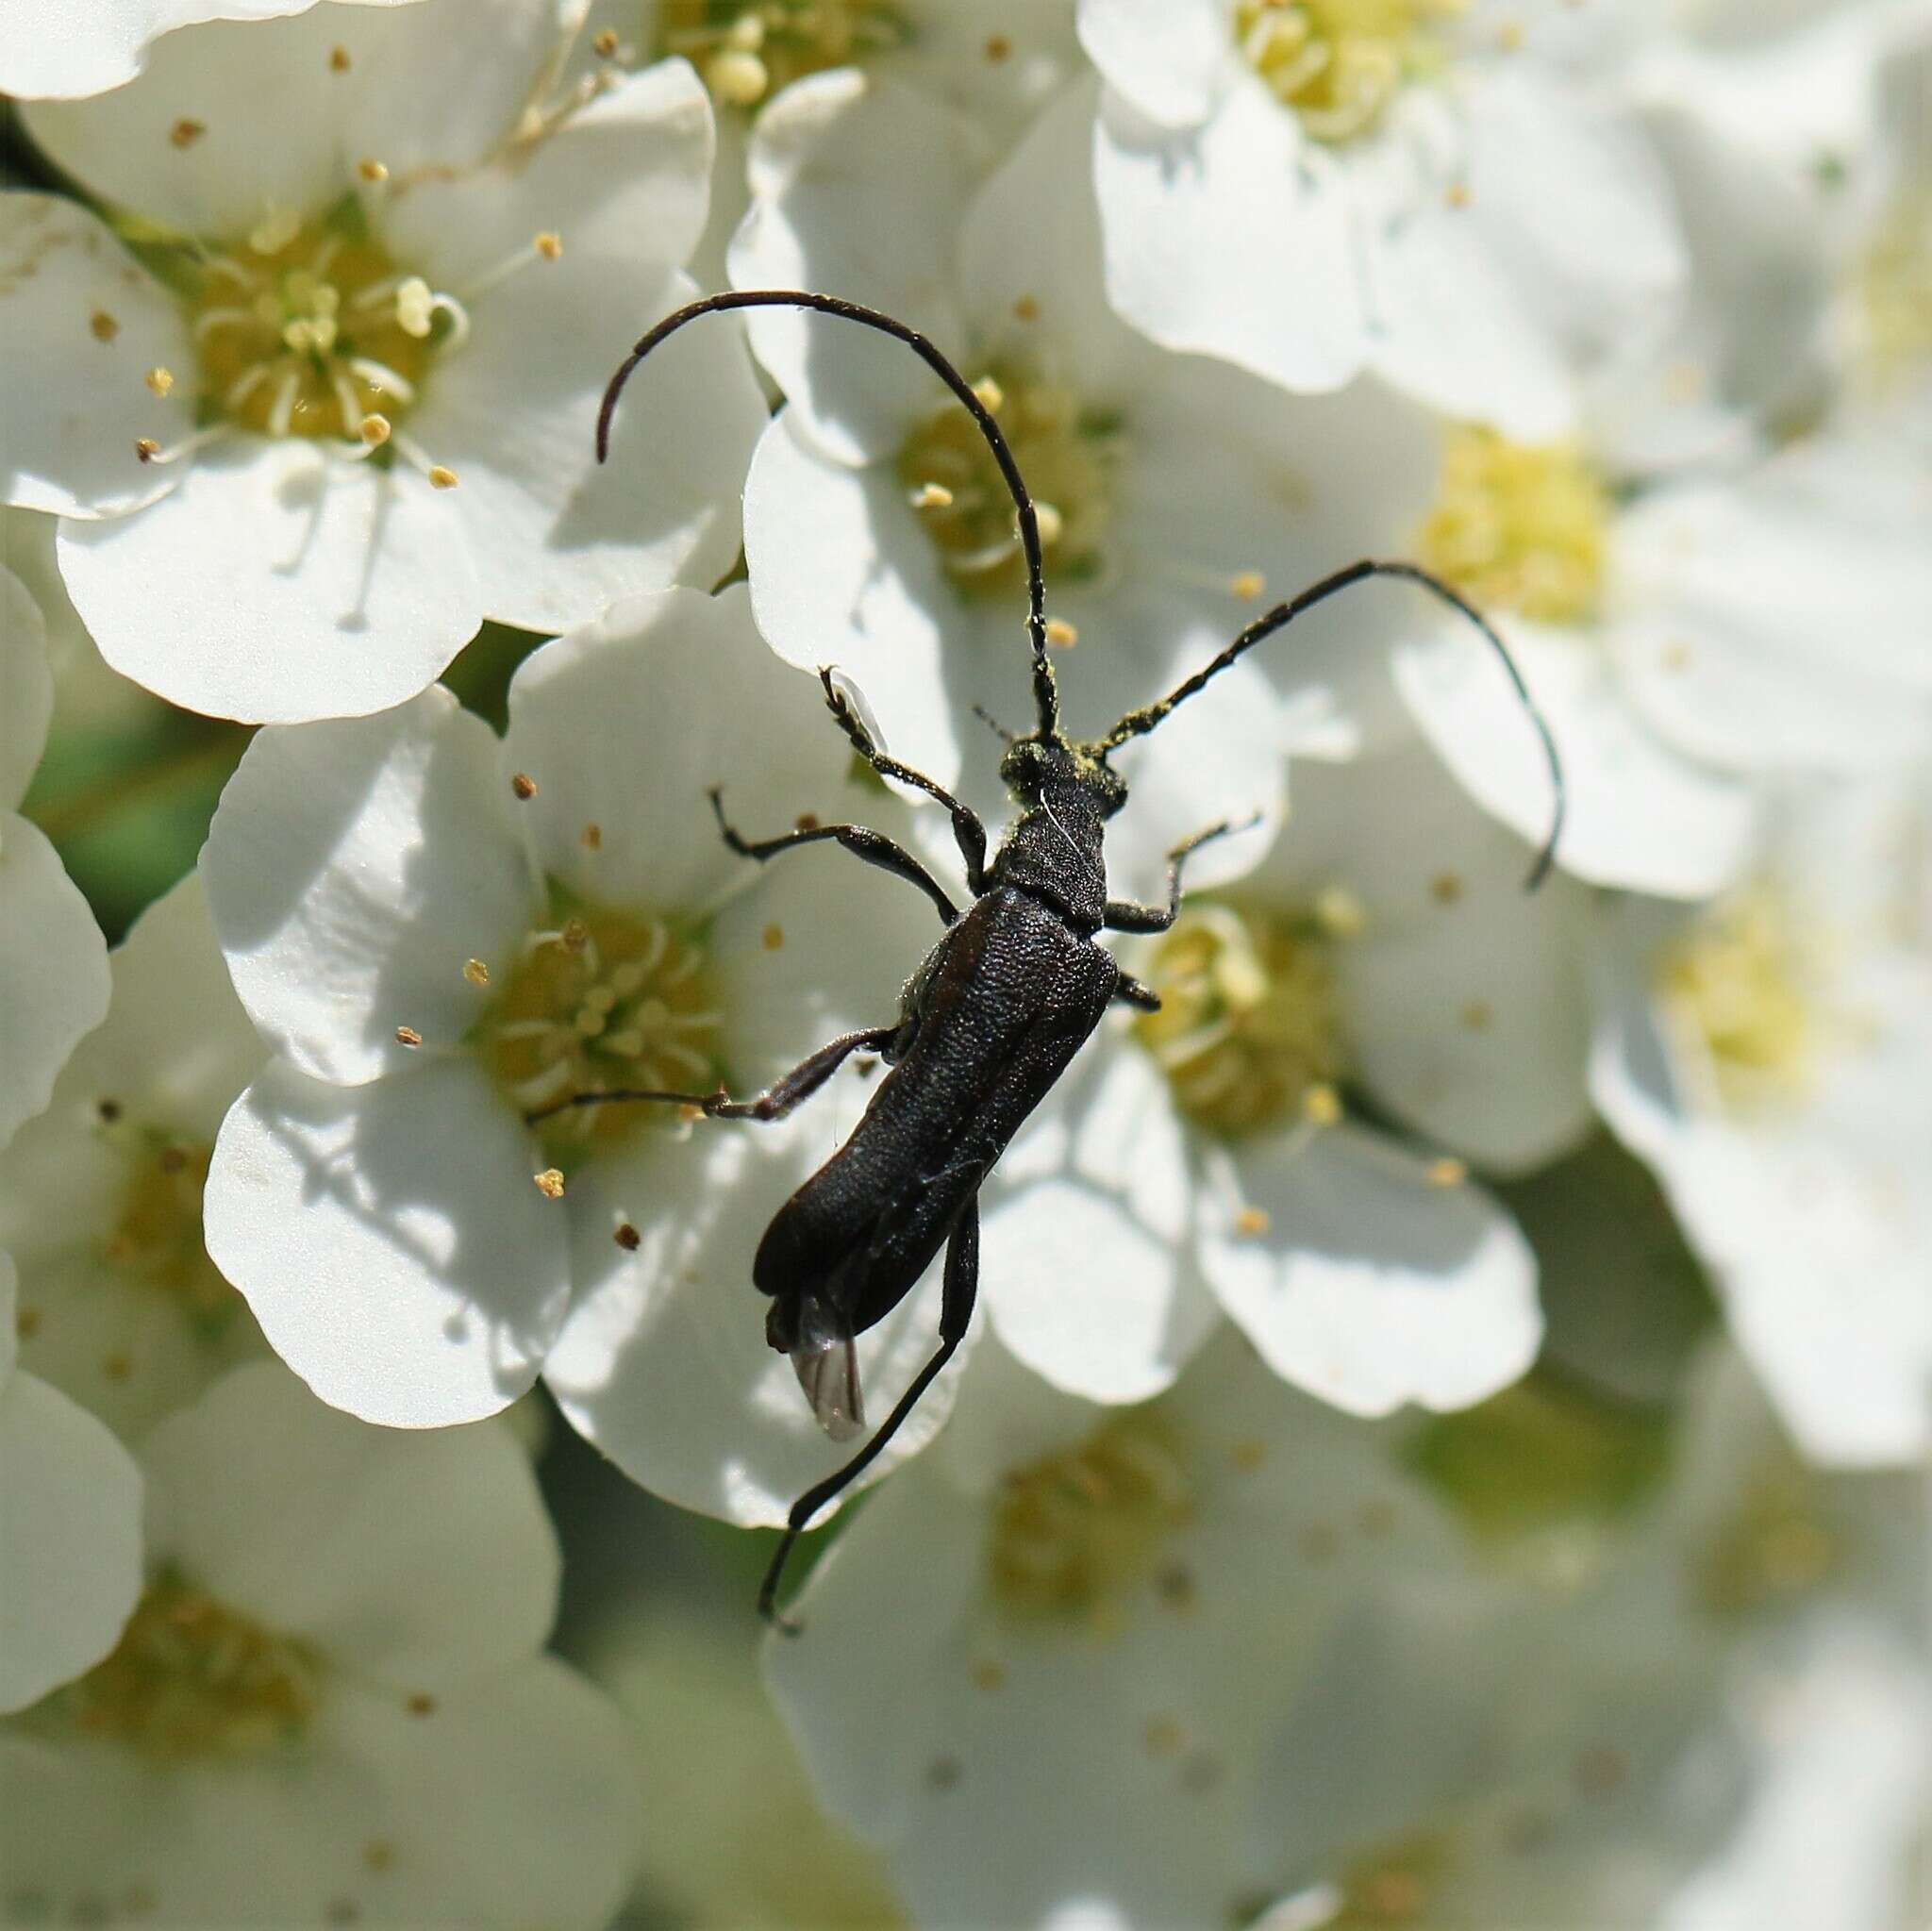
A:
[0,1358,639,1929]
[1080,0,1686,436]
[980,736,1567,1411]
[1591,775,1932,1463]
[0,0,422,101]
[201,587,964,1527]
[734,73,1466,902]
[0,510,154,734]
[764,1324,1474,1929]
[4,0,765,723]
[0,872,268,1440]
[0,561,111,1148]
[0,1247,144,1716]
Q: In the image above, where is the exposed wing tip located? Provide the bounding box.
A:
[791,1336,866,1442]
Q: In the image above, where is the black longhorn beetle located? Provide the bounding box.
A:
[538,290,1565,1627]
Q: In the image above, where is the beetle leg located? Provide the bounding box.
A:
[710,787,959,925]
[1102,812,1262,933]
[818,669,991,891]
[1111,971,1161,1011]
[524,1024,897,1127]
[759,1196,981,1632]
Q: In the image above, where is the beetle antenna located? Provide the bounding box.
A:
[1096,558,1567,890]
[972,703,1016,743]
[599,289,1061,738]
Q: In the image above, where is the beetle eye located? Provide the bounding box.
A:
[791,1335,866,1441]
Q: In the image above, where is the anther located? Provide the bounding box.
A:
[1425,1157,1466,1187]
[592,26,620,56]
[985,33,1012,60]
[1303,1083,1341,1125]
[911,482,955,508]
[707,49,770,104]
[426,465,458,490]
[1234,1207,1271,1236]
[1034,502,1065,546]
[358,413,391,447]
[972,376,1006,413]
[329,44,351,71]
[510,773,538,800]
[1044,618,1078,648]
[614,1222,641,1251]
[357,158,390,184]
[170,119,206,148]
[134,438,160,462]
[248,208,301,257]
[1313,887,1366,939]
[396,277,435,338]
[394,1025,423,1048]
[144,367,175,397]
[91,309,120,341]
[534,231,563,261]
[463,958,491,987]
[1229,570,1266,600]
[534,1168,566,1199]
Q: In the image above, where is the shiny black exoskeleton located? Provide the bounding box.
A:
[556,290,1565,1624]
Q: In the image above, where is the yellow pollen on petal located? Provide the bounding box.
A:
[1236,0,1464,144]
[60,1573,324,1761]
[1415,425,1609,624]
[898,363,1124,599]
[1657,889,1824,1112]
[989,1411,1194,1628]
[1134,900,1346,1139]
[659,0,907,108]
[484,895,728,1158]
[98,1130,242,1332]
[191,215,441,441]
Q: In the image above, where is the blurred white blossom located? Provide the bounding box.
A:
[0,1359,639,1928]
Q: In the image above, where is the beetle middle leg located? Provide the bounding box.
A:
[818,668,991,891]
[709,788,958,925]
[525,1022,899,1127]
[759,1195,981,1631]
[1103,814,1261,934]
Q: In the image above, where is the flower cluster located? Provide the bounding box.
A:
[3,0,1930,1924]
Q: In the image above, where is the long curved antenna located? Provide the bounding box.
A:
[1096,558,1566,890]
[598,288,1060,737]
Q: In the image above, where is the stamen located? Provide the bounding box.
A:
[144,366,175,397]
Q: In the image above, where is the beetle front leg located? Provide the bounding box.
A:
[710,789,958,925]
[818,668,991,891]
[759,1195,981,1632]
[524,1023,899,1128]
[1111,971,1161,1011]
[1103,814,1260,934]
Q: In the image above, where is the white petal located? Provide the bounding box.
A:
[58,440,484,724]
[142,1359,558,1681]
[1197,1124,1541,1415]
[0,812,110,1148]
[1258,739,1596,1172]
[0,1318,143,1713]
[1091,78,1368,395]
[203,687,536,1084]
[0,194,193,520]
[21,0,565,237]
[501,583,861,915]
[729,69,984,464]
[203,1057,571,1424]
[1076,0,1230,127]
[0,0,341,100]
[545,1092,966,1528]
[980,1043,1219,1402]
[1395,622,1757,900]
[1611,446,1932,775]
[0,561,52,811]
[744,409,965,788]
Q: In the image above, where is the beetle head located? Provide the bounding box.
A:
[999,734,1128,819]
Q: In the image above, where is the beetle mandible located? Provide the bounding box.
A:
[537,290,1565,1625]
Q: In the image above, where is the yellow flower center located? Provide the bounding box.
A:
[190,205,440,441]
[658,0,908,108]
[897,367,1124,599]
[482,897,725,1158]
[101,1131,243,1333]
[1134,901,1345,1139]
[1414,426,1610,625]
[988,1411,1194,1625]
[1856,189,1932,389]
[59,1573,324,1761]
[1658,890,1820,1111]
[1235,0,1462,143]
